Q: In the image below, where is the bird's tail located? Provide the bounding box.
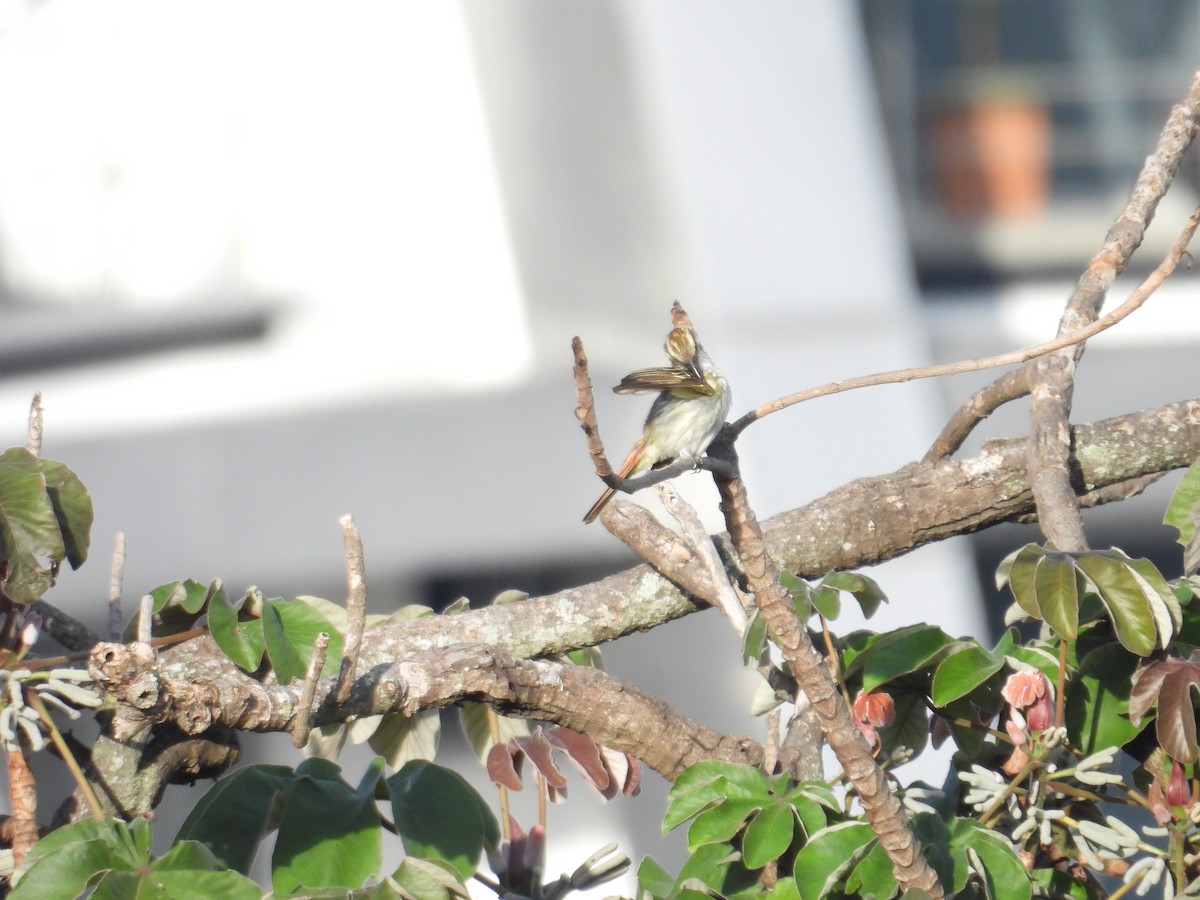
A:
[583,437,646,523]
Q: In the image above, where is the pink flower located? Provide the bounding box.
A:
[1002,670,1053,732]
[853,690,895,748]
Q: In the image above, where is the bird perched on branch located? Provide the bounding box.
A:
[583,326,731,523]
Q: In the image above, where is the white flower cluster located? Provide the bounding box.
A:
[0,668,101,753]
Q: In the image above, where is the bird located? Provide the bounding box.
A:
[583,326,731,523]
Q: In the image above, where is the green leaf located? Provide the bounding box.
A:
[1165,457,1200,563]
[673,842,756,896]
[207,586,266,672]
[125,579,218,641]
[997,544,1045,618]
[271,758,384,894]
[741,803,795,869]
[844,839,898,900]
[1075,554,1158,655]
[26,453,92,571]
[12,837,122,900]
[951,818,1032,900]
[388,760,500,880]
[261,596,344,684]
[389,857,472,899]
[809,584,841,620]
[1065,642,1141,755]
[931,641,1004,707]
[1032,551,1080,641]
[688,798,761,850]
[663,761,767,832]
[882,689,929,759]
[793,821,875,900]
[368,709,441,769]
[843,624,956,692]
[176,764,298,873]
[637,855,677,897]
[820,571,887,619]
[742,611,768,665]
[0,455,65,603]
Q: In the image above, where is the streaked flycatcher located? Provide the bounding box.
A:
[584,326,731,523]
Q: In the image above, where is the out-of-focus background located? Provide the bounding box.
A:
[0,0,1197,892]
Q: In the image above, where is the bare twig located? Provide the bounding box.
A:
[924,368,1031,462]
[27,691,103,820]
[107,533,126,642]
[28,600,100,653]
[730,203,1199,440]
[25,393,43,458]
[334,515,367,707]
[292,631,331,749]
[136,594,154,647]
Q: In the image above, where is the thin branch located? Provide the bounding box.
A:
[334,515,367,706]
[1030,203,1200,550]
[292,631,330,749]
[924,367,1032,462]
[28,599,100,654]
[730,203,1199,439]
[136,594,154,646]
[25,393,43,459]
[27,691,103,820]
[107,533,126,642]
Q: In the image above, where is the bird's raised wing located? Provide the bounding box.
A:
[614,365,713,395]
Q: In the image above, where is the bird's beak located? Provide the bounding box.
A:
[685,359,704,382]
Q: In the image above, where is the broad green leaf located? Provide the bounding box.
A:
[261,596,344,684]
[1065,642,1141,755]
[1033,551,1080,641]
[95,868,260,900]
[809,584,841,619]
[388,760,500,880]
[932,641,1004,707]
[821,571,887,619]
[664,762,766,832]
[0,458,64,603]
[883,689,929,758]
[23,453,92,570]
[844,839,898,900]
[843,624,956,692]
[741,803,795,869]
[780,570,813,621]
[688,798,761,850]
[369,709,441,769]
[11,838,122,900]
[176,764,298,873]
[1165,457,1200,558]
[1075,555,1158,655]
[637,855,677,897]
[271,758,384,894]
[207,585,267,673]
[389,857,472,900]
[997,544,1045,618]
[793,821,875,900]
[1126,555,1182,634]
[673,842,756,896]
[126,579,219,641]
[951,818,1032,900]
[765,877,802,900]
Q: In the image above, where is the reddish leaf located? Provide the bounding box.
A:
[514,731,568,799]
[486,742,524,791]
[545,727,611,797]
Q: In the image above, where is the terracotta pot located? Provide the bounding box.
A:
[934,97,1051,221]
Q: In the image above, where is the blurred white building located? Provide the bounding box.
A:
[0,0,1195,892]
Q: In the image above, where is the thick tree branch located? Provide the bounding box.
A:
[88,641,761,783]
